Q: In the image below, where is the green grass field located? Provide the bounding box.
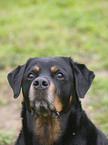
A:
[0,0,108,144]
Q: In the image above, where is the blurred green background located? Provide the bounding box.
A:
[0,0,108,144]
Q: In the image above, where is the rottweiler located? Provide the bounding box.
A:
[7,57,108,145]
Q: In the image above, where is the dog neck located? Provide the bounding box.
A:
[34,115,61,145]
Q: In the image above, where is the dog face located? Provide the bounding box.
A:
[22,57,74,118]
[8,57,95,118]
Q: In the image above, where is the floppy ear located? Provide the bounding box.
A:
[70,58,95,98]
[7,65,26,98]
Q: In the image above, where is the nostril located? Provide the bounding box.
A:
[42,81,48,87]
[33,81,39,87]
[33,78,50,89]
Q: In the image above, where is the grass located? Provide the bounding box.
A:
[0,130,15,145]
[88,76,108,136]
[0,0,108,144]
[0,0,108,69]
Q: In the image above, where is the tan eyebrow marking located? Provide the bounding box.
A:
[51,66,58,72]
[33,66,40,72]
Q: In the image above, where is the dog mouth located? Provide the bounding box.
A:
[29,82,61,119]
[30,96,60,119]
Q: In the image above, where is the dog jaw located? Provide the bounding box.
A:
[29,81,63,118]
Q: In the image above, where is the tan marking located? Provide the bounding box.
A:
[29,83,36,110]
[29,83,35,102]
[34,116,61,145]
[51,66,58,72]
[53,95,63,112]
[49,82,55,92]
[47,82,56,104]
[69,96,72,103]
[33,65,39,72]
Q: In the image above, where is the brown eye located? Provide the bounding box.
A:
[56,72,64,79]
[27,73,34,80]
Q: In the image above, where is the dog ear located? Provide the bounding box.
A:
[7,64,26,98]
[70,58,95,98]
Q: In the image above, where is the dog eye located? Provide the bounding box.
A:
[56,72,64,79]
[27,73,34,80]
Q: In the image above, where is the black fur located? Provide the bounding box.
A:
[7,57,108,145]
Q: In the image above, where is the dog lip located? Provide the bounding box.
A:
[36,96,44,101]
[39,106,48,114]
[30,93,61,118]
[35,99,49,110]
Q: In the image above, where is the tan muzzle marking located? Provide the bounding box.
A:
[53,95,62,112]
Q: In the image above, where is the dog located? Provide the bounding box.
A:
[7,57,108,145]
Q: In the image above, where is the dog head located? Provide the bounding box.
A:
[7,57,95,118]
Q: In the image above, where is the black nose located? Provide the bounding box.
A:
[33,77,50,90]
